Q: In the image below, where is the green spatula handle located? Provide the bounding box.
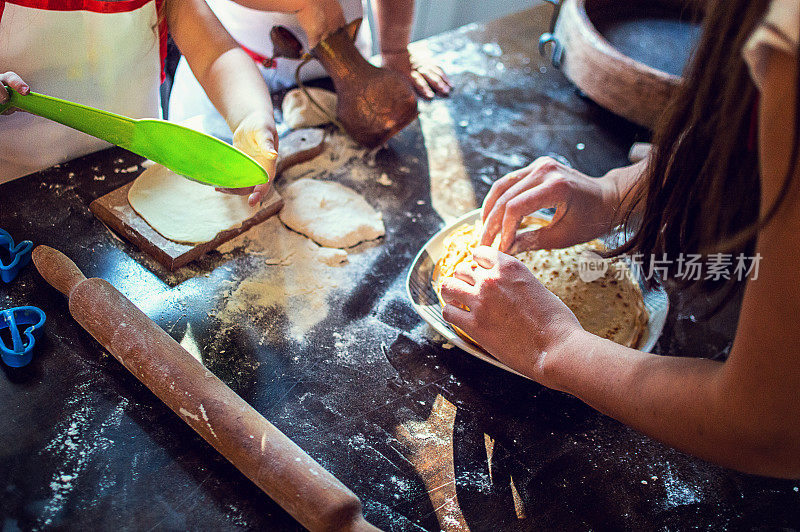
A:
[1,85,135,147]
[0,85,271,188]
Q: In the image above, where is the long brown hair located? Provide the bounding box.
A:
[615,0,800,300]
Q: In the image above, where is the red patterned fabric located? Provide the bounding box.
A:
[1,0,152,13]
[240,44,277,69]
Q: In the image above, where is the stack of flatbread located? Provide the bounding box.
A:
[432,216,648,348]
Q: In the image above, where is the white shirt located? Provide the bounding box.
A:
[168,0,372,132]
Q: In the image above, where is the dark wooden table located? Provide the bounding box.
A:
[2,7,799,531]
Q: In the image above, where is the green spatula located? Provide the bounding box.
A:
[0,87,270,188]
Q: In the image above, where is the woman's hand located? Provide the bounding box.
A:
[219,112,279,206]
[440,245,583,383]
[382,49,452,99]
[1,72,30,115]
[481,156,621,254]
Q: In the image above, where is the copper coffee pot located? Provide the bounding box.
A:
[272,19,419,148]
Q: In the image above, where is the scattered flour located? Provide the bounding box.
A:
[280,129,376,184]
[207,128,396,344]
[661,463,702,509]
[316,246,348,266]
[418,99,478,222]
[213,217,378,342]
[37,380,128,529]
[114,165,140,174]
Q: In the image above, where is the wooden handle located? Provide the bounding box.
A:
[32,245,88,298]
[33,245,379,532]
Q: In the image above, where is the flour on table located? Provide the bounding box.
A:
[128,164,258,244]
[278,178,385,248]
[418,99,478,222]
[214,217,369,341]
[279,129,378,184]
[316,246,348,266]
[282,87,337,129]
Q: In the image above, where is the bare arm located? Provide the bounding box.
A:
[373,0,415,54]
[549,49,800,478]
[372,0,451,98]
[167,0,277,203]
[480,155,648,253]
[168,0,274,139]
[603,156,649,216]
[445,51,800,477]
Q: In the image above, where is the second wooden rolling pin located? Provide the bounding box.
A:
[32,245,378,532]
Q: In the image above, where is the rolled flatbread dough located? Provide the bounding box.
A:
[282,88,337,129]
[128,164,259,244]
[278,178,385,248]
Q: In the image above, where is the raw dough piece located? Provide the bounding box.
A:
[128,164,259,244]
[282,88,337,129]
[278,178,385,248]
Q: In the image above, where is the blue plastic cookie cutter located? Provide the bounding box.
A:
[0,229,33,283]
[0,306,46,367]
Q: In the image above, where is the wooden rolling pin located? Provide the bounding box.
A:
[32,245,379,532]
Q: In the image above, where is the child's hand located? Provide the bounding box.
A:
[1,72,30,115]
[219,112,279,206]
[381,49,452,100]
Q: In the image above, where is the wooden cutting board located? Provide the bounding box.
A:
[90,128,325,271]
